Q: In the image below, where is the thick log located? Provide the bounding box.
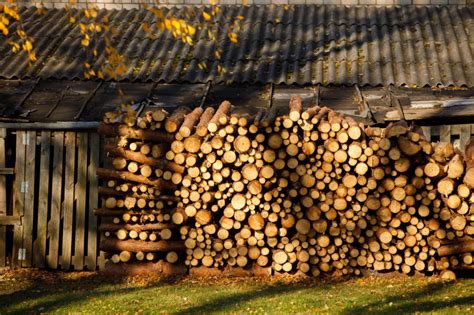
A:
[97,187,179,202]
[99,223,176,232]
[438,241,474,257]
[100,238,185,253]
[165,107,191,133]
[98,124,174,142]
[103,260,187,277]
[179,107,204,137]
[105,144,185,174]
[97,168,176,190]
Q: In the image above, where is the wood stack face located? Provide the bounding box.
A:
[97,109,187,274]
[98,98,474,277]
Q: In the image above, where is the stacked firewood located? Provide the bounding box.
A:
[96,109,186,272]
[98,98,473,277]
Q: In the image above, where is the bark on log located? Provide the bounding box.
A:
[99,223,176,232]
[98,124,174,143]
[103,260,187,277]
[438,241,474,257]
[97,168,177,190]
[105,144,185,174]
[100,238,185,252]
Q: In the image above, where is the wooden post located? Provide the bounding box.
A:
[21,131,36,267]
[0,128,7,267]
[47,132,64,269]
[61,132,76,270]
[12,131,26,268]
[73,132,87,270]
[86,133,100,271]
[33,131,51,268]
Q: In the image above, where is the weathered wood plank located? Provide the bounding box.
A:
[12,131,26,268]
[61,132,76,270]
[0,216,21,225]
[85,133,99,271]
[0,168,14,175]
[440,125,451,143]
[0,128,6,267]
[460,125,471,152]
[33,131,51,268]
[421,127,431,142]
[21,131,36,267]
[73,132,87,270]
[47,132,64,269]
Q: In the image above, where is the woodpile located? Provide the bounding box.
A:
[98,98,474,277]
[97,108,185,271]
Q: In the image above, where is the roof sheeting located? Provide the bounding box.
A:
[0,5,473,87]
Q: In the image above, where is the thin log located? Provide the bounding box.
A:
[98,124,174,142]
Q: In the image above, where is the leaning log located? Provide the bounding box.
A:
[99,223,176,232]
[98,124,174,142]
[438,241,474,257]
[100,238,185,253]
[96,168,177,190]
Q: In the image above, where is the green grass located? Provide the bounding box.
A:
[0,271,473,314]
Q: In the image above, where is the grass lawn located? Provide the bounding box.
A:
[0,270,473,314]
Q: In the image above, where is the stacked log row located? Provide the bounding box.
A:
[165,98,472,277]
[97,109,186,272]
[99,99,473,278]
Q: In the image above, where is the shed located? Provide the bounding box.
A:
[0,4,473,270]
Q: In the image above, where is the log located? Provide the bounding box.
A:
[196,107,215,137]
[98,124,174,142]
[165,107,191,133]
[438,241,474,257]
[96,168,176,190]
[179,107,204,138]
[208,101,232,133]
[105,144,185,174]
[99,223,176,232]
[100,238,185,253]
[103,260,187,277]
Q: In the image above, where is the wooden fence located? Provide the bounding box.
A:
[0,129,105,270]
[0,123,473,271]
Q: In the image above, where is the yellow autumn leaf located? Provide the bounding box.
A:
[202,12,211,21]
[185,35,193,45]
[28,52,36,62]
[143,22,150,33]
[69,16,76,24]
[95,25,102,32]
[171,19,180,30]
[81,38,89,46]
[187,25,195,36]
[23,40,32,51]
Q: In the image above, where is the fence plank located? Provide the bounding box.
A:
[73,133,87,270]
[86,133,99,270]
[440,125,451,143]
[47,132,64,269]
[421,127,431,142]
[460,125,471,152]
[33,131,51,268]
[61,132,76,270]
[12,131,26,267]
[0,128,7,267]
[21,131,36,267]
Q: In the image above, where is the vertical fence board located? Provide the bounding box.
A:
[47,132,64,269]
[440,125,451,143]
[33,131,51,268]
[73,132,87,270]
[21,131,36,267]
[61,132,76,270]
[421,126,431,142]
[0,128,7,267]
[86,133,99,270]
[460,125,471,152]
[12,131,26,267]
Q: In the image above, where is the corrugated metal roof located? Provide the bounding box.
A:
[0,5,472,87]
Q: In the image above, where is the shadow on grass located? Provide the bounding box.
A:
[343,281,474,315]
[175,282,306,315]
[0,272,166,314]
